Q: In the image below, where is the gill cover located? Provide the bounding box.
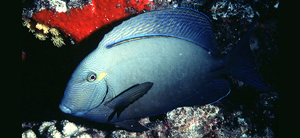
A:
[60,71,108,115]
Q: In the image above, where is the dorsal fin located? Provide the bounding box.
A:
[99,8,219,55]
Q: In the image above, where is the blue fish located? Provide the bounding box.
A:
[59,8,268,131]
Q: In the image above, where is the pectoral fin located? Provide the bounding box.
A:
[104,82,154,122]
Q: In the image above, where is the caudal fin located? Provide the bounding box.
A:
[226,21,269,91]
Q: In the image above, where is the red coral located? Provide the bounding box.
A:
[32,0,153,43]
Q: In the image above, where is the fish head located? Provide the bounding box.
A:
[59,54,108,116]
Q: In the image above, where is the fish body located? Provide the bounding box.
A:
[59,8,268,131]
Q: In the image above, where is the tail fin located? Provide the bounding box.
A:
[225,21,270,91]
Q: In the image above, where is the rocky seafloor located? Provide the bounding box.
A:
[22,0,279,137]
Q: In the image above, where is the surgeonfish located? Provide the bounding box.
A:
[59,8,268,131]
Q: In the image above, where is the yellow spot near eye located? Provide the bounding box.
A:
[97,72,107,81]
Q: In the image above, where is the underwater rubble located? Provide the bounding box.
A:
[22,94,278,137]
[22,0,279,137]
[21,105,229,137]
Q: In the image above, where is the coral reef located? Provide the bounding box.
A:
[210,0,255,22]
[22,97,279,137]
[166,105,221,137]
[22,18,66,47]
[23,0,154,44]
[22,0,279,137]
[22,105,224,137]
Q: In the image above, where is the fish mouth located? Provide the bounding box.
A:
[59,104,88,116]
[59,104,72,114]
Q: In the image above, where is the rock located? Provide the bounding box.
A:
[38,120,62,138]
[47,125,62,138]
[166,105,221,137]
[61,120,79,137]
[38,121,56,135]
[22,129,37,138]
[77,132,92,138]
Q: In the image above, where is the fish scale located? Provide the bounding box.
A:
[100,8,218,54]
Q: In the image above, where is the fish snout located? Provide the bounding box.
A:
[59,104,88,116]
[59,104,72,114]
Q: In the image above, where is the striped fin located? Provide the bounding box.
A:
[99,8,219,55]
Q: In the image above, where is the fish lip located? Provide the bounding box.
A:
[59,104,89,116]
[59,104,72,114]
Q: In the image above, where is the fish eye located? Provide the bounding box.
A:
[87,73,97,82]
